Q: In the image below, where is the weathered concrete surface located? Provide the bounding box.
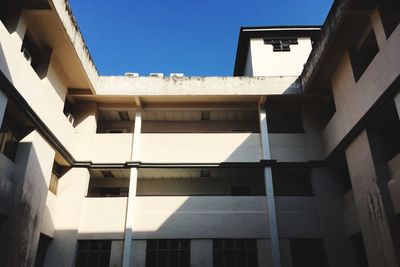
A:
[345,130,397,267]
[0,154,15,217]
[301,0,354,91]
[0,131,54,267]
[97,76,301,96]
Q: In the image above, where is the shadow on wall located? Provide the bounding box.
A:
[0,137,54,267]
[0,42,12,83]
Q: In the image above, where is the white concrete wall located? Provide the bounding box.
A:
[140,133,262,163]
[248,37,312,77]
[78,197,127,239]
[0,131,54,266]
[275,196,321,238]
[90,133,133,163]
[323,10,400,154]
[0,20,76,156]
[132,196,269,239]
[44,168,90,267]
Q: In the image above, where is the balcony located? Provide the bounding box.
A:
[140,133,262,163]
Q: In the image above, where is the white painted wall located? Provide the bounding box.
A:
[132,196,269,239]
[90,133,133,163]
[78,197,127,239]
[0,20,76,157]
[140,133,262,163]
[245,38,313,77]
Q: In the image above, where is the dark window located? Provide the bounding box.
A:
[264,38,298,52]
[213,239,258,267]
[349,28,379,82]
[266,99,304,133]
[21,32,52,79]
[0,126,19,161]
[34,234,52,267]
[378,0,400,38]
[146,239,190,267]
[49,161,61,195]
[290,238,326,267]
[350,233,369,267]
[320,89,336,128]
[88,187,129,197]
[76,240,111,267]
[272,167,313,196]
[231,186,251,196]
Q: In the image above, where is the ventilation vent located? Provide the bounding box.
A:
[264,38,298,52]
[150,73,164,77]
[125,72,139,77]
[101,171,114,178]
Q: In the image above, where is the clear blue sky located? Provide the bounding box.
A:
[68,0,333,76]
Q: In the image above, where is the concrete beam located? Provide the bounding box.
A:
[122,108,142,267]
[98,76,301,96]
[259,103,281,267]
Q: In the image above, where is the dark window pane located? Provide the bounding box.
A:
[248,251,258,267]
[146,251,156,267]
[180,240,190,250]
[214,251,223,267]
[225,240,234,249]
[170,240,179,250]
[159,240,168,250]
[147,240,157,250]
[181,251,190,267]
[214,239,222,250]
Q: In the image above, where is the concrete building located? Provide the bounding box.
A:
[0,0,399,266]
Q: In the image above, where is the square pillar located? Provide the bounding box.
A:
[394,92,400,120]
[345,130,397,267]
[0,90,7,127]
[191,239,213,267]
[123,108,142,267]
[259,101,281,267]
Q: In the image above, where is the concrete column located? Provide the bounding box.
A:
[45,102,97,266]
[191,239,213,267]
[110,241,124,267]
[279,239,293,267]
[123,108,142,267]
[394,92,400,120]
[0,90,7,127]
[72,101,98,161]
[345,130,397,267]
[257,239,273,267]
[131,240,146,267]
[258,102,281,267]
[311,168,354,267]
[0,131,54,266]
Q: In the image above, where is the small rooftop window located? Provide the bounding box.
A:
[264,38,298,52]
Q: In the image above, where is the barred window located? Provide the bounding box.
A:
[146,239,190,267]
[49,161,61,195]
[75,240,111,267]
[213,239,258,267]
